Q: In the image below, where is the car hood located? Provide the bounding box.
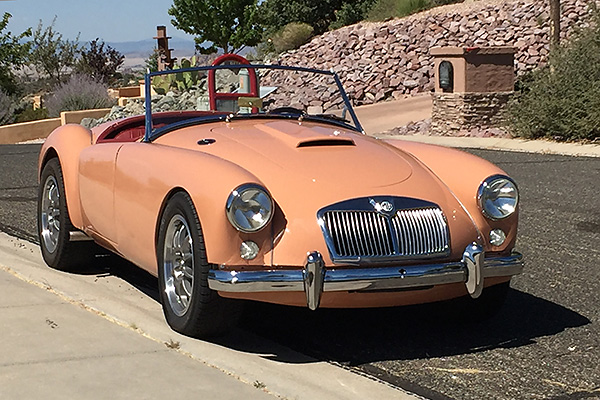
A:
[157,119,413,188]
[154,119,480,264]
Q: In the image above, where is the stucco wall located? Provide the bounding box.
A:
[0,108,111,144]
[0,119,61,145]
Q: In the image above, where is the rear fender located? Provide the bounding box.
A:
[38,124,93,229]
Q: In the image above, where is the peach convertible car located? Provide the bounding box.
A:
[38,63,523,337]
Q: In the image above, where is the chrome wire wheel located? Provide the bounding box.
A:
[162,214,194,317]
[40,175,61,254]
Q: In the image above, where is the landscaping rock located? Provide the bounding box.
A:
[269,0,594,105]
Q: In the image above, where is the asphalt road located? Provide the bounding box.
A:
[1,144,599,400]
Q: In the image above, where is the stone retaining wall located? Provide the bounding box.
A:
[274,0,595,105]
[431,92,513,135]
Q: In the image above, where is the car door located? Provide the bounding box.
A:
[78,143,123,245]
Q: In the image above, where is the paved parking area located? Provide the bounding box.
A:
[0,143,598,399]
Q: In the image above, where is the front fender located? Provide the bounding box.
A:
[38,124,93,229]
[112,142,273,275]
[384,139,518,253]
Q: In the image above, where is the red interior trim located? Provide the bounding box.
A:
[96,111,228,143]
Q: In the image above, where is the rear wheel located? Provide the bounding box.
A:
[38,158,98,271]
[157,192,242,338]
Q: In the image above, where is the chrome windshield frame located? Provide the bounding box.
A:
[143,64,364,142]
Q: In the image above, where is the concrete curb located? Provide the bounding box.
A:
[375,134,600,158]
[0,232,421,400]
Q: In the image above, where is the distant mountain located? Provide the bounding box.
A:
[107,37,196,59]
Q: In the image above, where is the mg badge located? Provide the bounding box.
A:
[380,201,394,213]
[370,198,394,214]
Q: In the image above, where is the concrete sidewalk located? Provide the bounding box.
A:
[382,133,600,158]
[0,267,274,400]
[0,232,419,400]
[354,95,600,158]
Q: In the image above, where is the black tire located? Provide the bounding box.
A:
[157,191,242,338]
[455,281,511,322]
[38,158,98,271]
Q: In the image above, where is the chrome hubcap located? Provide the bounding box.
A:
[163,214,194,317]
[41,175,60,253]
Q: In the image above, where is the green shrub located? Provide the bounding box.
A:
[368,0,431,20]
[14,107,48,123]
[330,0,377,30]
[271,22,314,53]
[507,6,600,141]
[367,0,462,21]
[0,90,15,125]
[46,74,114,117]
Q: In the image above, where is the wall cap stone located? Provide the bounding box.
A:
[430,46,517,56]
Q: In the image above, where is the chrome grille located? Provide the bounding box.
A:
[321,206,449,261]
[323,211,394,257]
[391,208,449,256]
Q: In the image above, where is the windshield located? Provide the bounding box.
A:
[143,64,363,141]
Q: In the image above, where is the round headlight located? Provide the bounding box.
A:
[478,175,519,220]
[226,184,273,232]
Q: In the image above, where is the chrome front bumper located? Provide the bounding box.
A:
[208,243,524,310]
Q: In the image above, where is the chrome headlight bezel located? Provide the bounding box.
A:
[477,175,519,221]
[226,184,273,233]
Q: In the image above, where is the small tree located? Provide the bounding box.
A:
[76,39,124,84]
[29,17,81,86]
[330,0,376,30]
[0,13,32,94]
[168,0,263,54]
[0,90,16,125]
[145,48,161,73]
[507,6,600,141]
[260,0,371,36]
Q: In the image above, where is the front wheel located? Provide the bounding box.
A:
[157,192,242,338]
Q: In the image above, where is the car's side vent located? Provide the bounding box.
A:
[297,139,355,148]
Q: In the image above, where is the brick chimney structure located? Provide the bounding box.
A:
[154,26,176,71]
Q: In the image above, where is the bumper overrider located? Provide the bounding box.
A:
[208,243,523,310]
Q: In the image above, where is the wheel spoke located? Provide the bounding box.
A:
[182,265,193,279]
[182,279,193,298]
[172,225,182,251]
[179,294,189,309]
[49,185,59,204]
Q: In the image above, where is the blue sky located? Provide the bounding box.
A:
[1,0,195,42]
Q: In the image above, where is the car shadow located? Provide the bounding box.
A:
[75,255,161,303]
[78,258,590,366]
[226,288,590,365]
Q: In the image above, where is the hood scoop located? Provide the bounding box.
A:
[253,120,357,149]
[297,138,355,148]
